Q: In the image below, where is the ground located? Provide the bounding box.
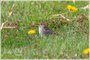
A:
[1,1,89,59]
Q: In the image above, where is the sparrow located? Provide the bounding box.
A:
[38,23,53,37]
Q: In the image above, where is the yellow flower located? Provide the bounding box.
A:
[28,29,36,34]
[83,48,90,55]
[9,11,12,16]
[67,5,77,12]
[67,5,72,9]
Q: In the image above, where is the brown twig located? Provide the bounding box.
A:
[2,26,18,29]
[0,21,18,31]
[0,22,7,31]
[52,14,71,22]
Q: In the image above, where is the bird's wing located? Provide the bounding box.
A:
[43,30,52,35]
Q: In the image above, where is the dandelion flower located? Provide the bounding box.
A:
[67,5,77,12]
[28,29,36,34]
[83,48,90,55]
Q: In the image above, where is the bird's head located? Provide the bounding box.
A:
[39,22,47,28]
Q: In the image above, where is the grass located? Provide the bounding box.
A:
[1,1,89,59]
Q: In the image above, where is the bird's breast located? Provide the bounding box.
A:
[39,26,44,36]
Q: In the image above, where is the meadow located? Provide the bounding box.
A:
[1,1,89,59]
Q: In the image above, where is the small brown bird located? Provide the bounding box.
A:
[38,23,53,37]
